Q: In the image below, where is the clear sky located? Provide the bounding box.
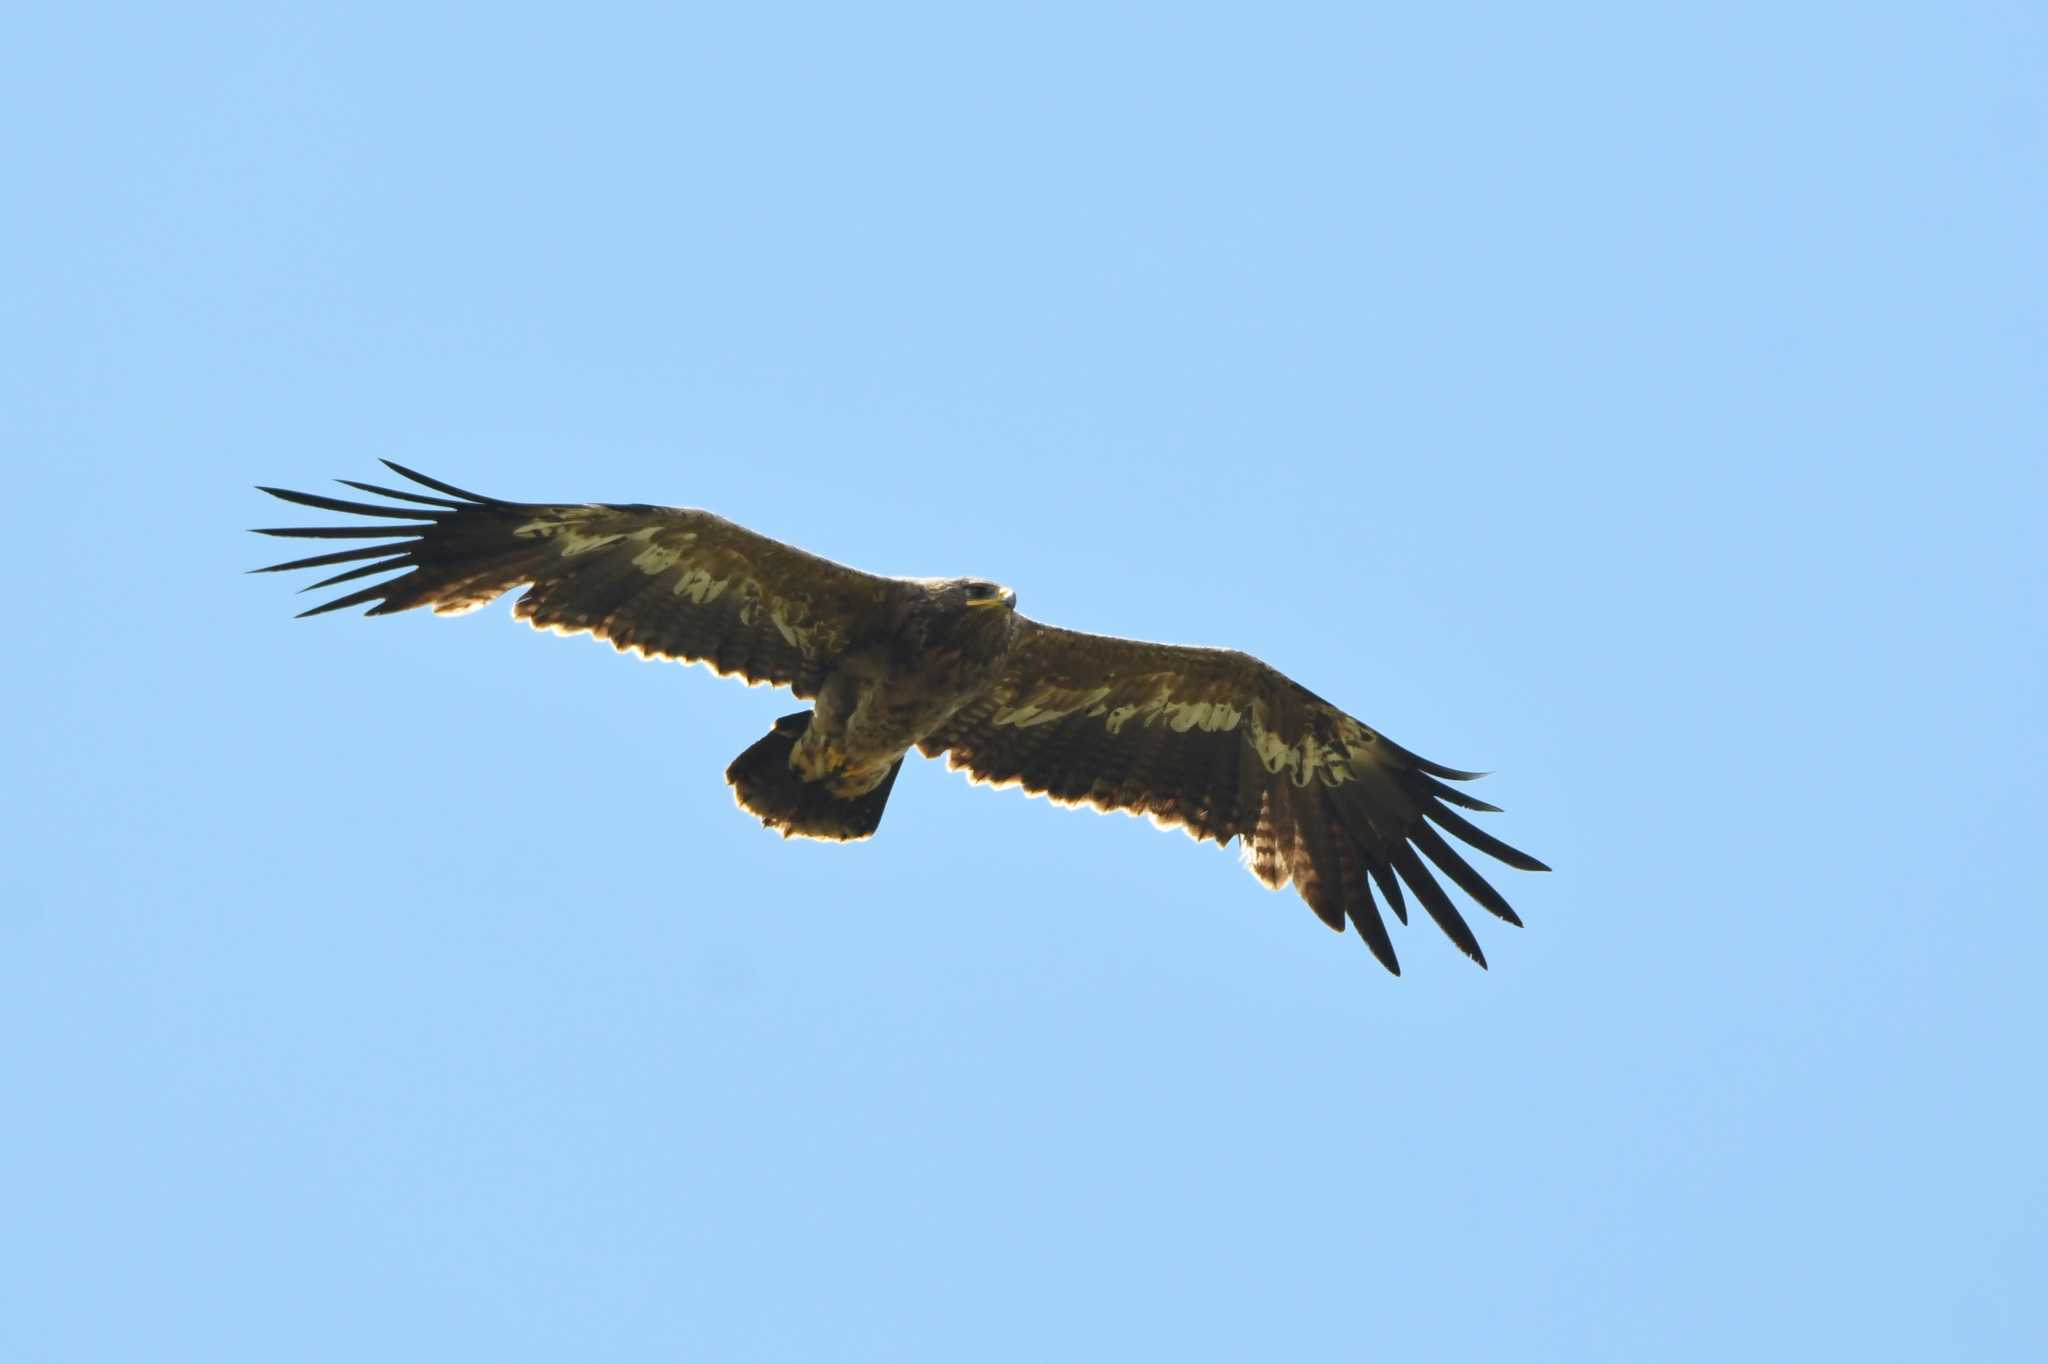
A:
[6,4,2043,1361]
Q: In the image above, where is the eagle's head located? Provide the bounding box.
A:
[913,577,1019,635]
[956,578,1017,612]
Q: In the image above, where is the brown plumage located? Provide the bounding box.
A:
[254,461,1548,974]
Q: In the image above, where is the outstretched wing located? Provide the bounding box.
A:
[921,618,1548,974]
[252,461,898,696]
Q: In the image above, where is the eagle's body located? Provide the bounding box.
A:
[256,462,1548,974]
[800,578,1016,796]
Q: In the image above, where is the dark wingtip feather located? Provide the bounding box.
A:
[1389,842,1488,968]
[1382,736,1488,782]
[294,580,397,617]
[1419,762,1490,782]
[1410,822,1524,927]
[1351,877,1402,976]
[1358,926,1401,975]
[337,478,467,509]
[257,486,438,520]
[1363,852,1408,926]
[303,558,410,591]
[249,542,417,575]
[252,525,422,539]
[1423,801,1552,873]
[379,460,503,505]
[1417,773,1502,813]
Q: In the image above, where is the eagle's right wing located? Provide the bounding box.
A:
[922,617,1547,974]
[253,461,899,697]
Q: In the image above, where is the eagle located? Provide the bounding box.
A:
[254,461,1547,974]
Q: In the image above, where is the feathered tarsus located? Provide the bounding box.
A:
[255,460,1548,974]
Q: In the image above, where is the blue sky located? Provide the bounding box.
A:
[6,4,2043,1360]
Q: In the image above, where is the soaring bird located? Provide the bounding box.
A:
[254,461,1548,973]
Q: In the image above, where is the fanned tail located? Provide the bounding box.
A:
[726,712,903,842]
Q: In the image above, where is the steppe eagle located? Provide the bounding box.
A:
[254,462,1547,974]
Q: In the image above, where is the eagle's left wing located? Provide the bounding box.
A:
[921,618,1547,974]
[253,461,899,697]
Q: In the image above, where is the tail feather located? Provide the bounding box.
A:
[726,712,903,842]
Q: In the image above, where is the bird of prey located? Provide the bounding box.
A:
[254,461,1547,974]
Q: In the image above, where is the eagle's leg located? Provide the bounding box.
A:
[724,711,904,843]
